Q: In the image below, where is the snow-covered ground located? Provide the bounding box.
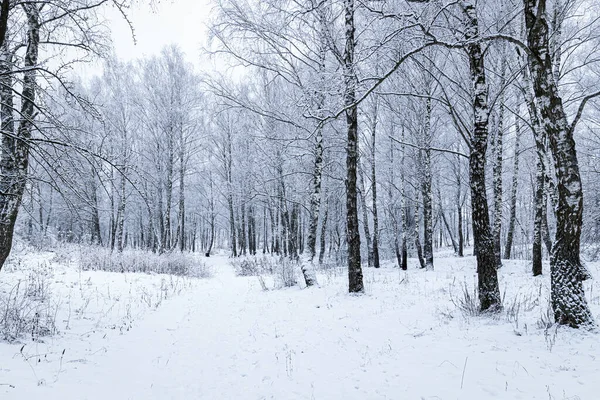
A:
[1,248,600,399]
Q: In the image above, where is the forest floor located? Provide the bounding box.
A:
[1,246,600,399]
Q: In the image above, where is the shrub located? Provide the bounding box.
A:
[231,256,276,277]
[231,256,298,288]
[79,247,211,278]
[451,281,480,317]
[0,279,58,343]
[274,257,298,288]
[231,256,300,290]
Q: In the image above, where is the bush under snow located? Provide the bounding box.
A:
[79,247,212,278]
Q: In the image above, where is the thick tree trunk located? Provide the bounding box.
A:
[464,1,501,312]
[524,0,594,327]
[0,8,39,270]
[344,0,363,293]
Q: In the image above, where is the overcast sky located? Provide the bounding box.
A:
[80,0,212,78]
[115,0,212,59]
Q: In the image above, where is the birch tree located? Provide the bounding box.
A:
[523,0,597,327]
[462,1,501,311]
[343,0,363,292]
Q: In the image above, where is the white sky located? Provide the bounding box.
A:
[79,0,212,79]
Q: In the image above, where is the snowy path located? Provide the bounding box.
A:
[4,255,600,399]
[14,255,289,399]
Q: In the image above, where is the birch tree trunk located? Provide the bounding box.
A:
[225,130,237,257]
[400,127,408,270]
[523,64,550,273]
[178,126,186,252]
[0,7,39,270]
[421,98,434,270]
[250,206,258,255]
[262,206,268,254]
[438,188,458,254]
[307,127,324,260]
[206,172,215,256]
[504,106,521,260]
[414,191,426,269]
[0,0,9,51]
[89,164,103,246]
[370,98,381,269]
[91,189,102,246]
[455,153,465,257]
[156,142,165,253]
[542,190,553,254]
[492,63,506,268]
[306,3,327,264]
[344,0,363,293]
[289,204,299,260]
[164,128,174,250]
[116,172,126,252]
[388,136,402,268]
[319,193,328,264]
[457,201,464,257]
[533,142,545,276]
[524,0,594,327]
[239,201,247,255]
[299,3,326,287]
[358,161,373,268]
[463,1,501,311]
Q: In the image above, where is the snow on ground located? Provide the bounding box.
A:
[1,247,600,399]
